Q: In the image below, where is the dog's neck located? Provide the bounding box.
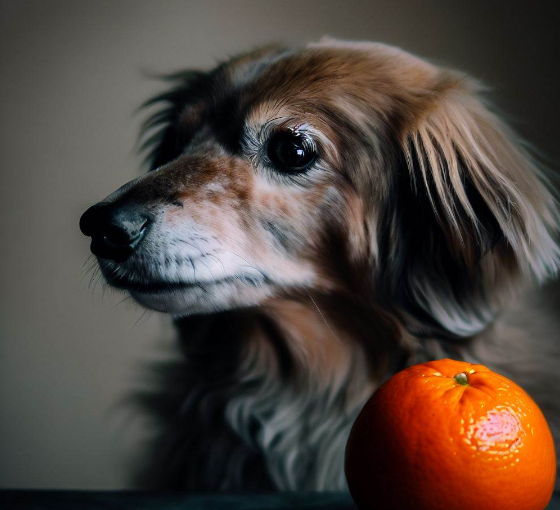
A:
[164,294,434,490]
[207,294,410,490]
[254,293,407,391]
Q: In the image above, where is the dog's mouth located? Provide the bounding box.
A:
[105,272,268,295]
[96,254,272,314]
[105,275,225,294]
[105,271,271,315]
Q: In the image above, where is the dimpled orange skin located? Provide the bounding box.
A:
[345,359,556,510]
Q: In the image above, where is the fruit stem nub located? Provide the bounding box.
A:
[454,372,469,386]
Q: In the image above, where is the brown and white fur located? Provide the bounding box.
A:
[83,39,560,490]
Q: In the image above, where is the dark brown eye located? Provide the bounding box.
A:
[267,131,317,173]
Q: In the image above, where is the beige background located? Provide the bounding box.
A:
[1,0,559,490]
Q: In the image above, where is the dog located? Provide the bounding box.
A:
[80,38,560,491]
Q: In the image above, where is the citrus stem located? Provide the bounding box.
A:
[454,372,469,385]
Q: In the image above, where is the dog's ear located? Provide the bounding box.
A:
[139,70,211,170]
[139,45,287,172]
[380,77,560,338]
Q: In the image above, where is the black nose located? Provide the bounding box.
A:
[80,203,151,261]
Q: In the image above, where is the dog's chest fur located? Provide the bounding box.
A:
[136,288,560,491]
[223,301,378,490]
[136,299,390,490]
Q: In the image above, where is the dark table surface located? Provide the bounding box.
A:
[1,491,560,510]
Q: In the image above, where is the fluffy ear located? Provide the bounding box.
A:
[139,45,286,171]
[139,70,212,170]
[381,78,560,338]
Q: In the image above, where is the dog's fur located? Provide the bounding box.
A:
[89,39,560,490]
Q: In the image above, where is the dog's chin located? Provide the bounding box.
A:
[126,277,275,316]
[129,282,230,315]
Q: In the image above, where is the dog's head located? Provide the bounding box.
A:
[80,39,559,337]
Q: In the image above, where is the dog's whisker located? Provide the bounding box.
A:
[88,265,101,289]
[82,253,94,270]
[80,258,99,286]
[205,253,227,279]
[305,290,343,345]
[219,249,267,280]
[196,283,208,294]
[129,308,152,332]
[176,239,221,281]
[113,295,134,309]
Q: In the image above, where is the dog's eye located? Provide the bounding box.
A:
[267,131,317,173]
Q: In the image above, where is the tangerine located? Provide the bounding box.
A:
[345,359,556,510]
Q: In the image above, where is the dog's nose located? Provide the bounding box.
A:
[80,203,151,261]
